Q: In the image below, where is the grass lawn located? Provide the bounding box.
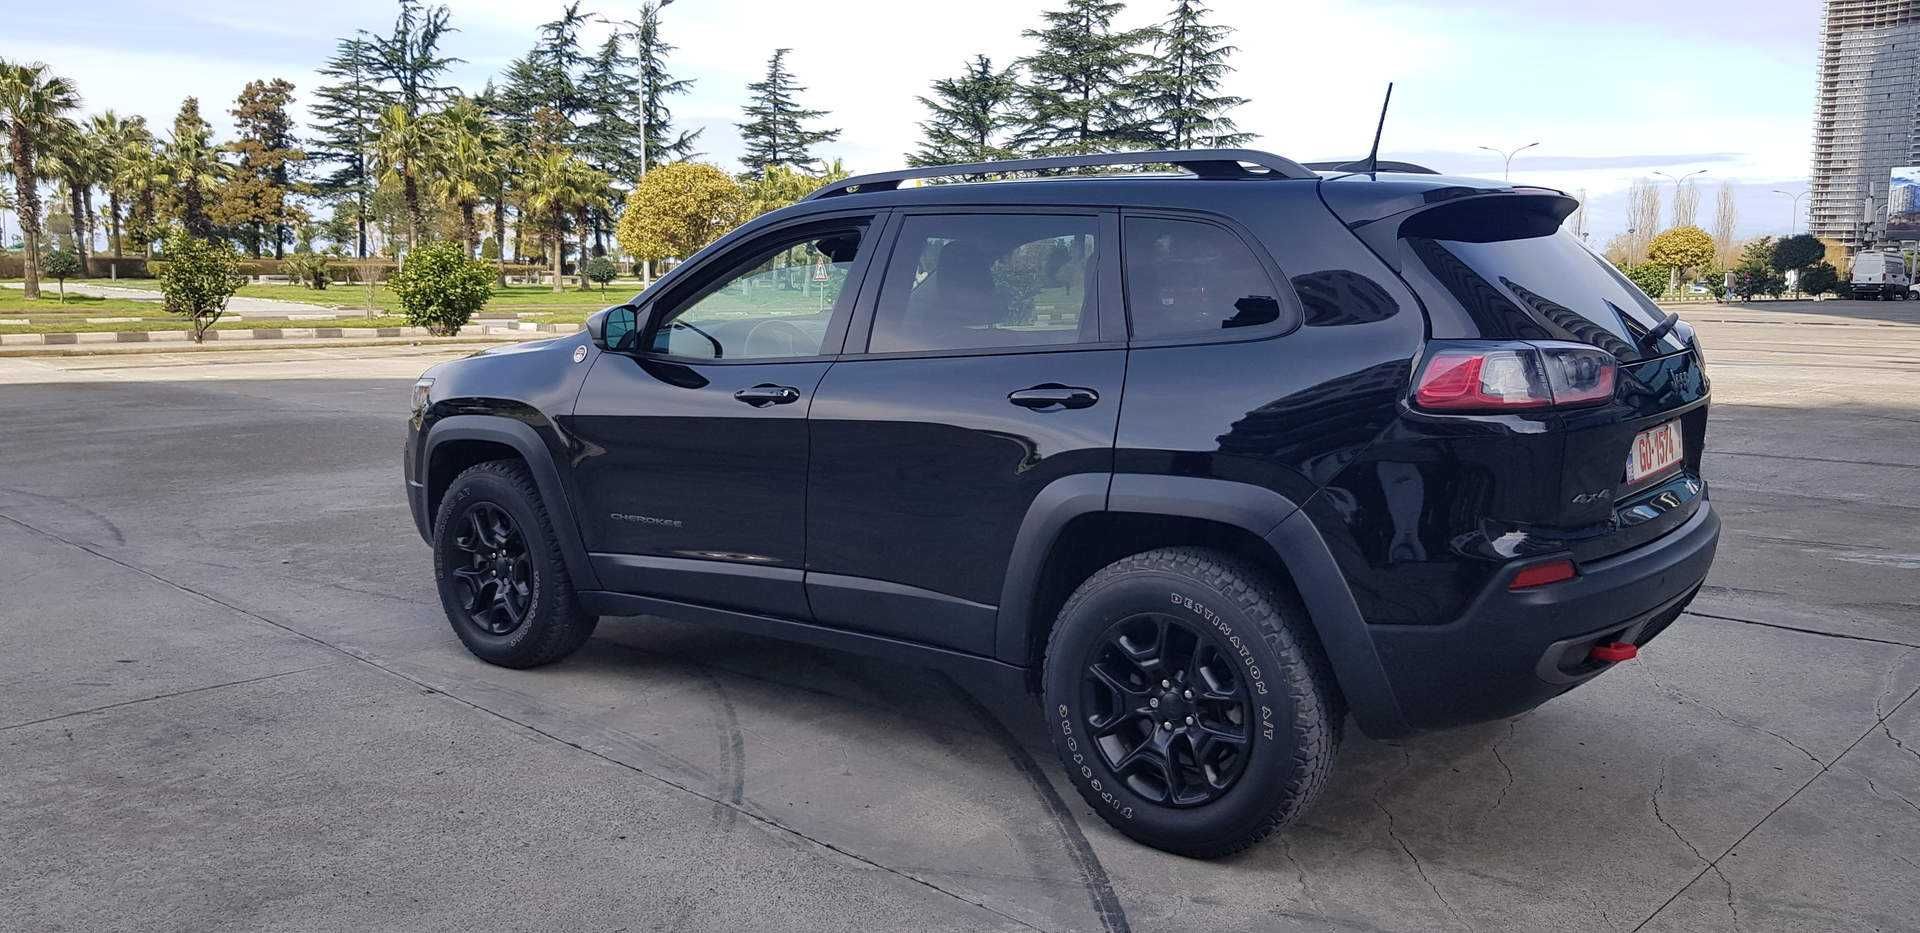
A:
[0,314,419,335]
[235,281,648,314]
[0,291,162,316]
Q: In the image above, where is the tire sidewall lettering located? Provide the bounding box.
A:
[1168,591,1271,703]
[1057,703,1133,820]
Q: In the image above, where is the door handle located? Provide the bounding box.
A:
[733,384,802,407]
[1008,384,1099,411]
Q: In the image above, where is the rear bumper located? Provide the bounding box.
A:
[1367,499,1719,732]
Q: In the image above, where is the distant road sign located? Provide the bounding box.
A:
[811,256,830,281]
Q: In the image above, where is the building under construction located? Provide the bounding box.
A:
[1809,0,1920,244]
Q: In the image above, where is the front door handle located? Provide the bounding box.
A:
[734,384,802,407]
[1008,384,1099,411]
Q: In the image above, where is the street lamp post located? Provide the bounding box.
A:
[1477,142,1540,181]
[1771,189,1810,236]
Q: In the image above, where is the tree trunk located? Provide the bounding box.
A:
[550,209,564,293]
[493,190,508,286]
[81,186,97,270]
[108,192,123,258]
[462,201,478,258]
[402,163,421,251]
[356,182,369,259]
[576,206,592,292]
[69,184,90,270]
[8,124,41,299]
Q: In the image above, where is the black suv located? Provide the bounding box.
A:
[405,149,1718,858]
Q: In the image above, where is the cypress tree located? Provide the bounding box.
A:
[309,37,385,256]
[1012,0,1154,154]
[634,0,701,165]
[735,49,840,175]
[1135,0,1251,149]
[907,55,1018,166]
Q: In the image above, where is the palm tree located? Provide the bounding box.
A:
[571,162,611,293]
[113,131,162,257]
[47,122,99,269]
[429,99,504,258]
[371,104,432,250]
[521,149,608,293]
[0,60,81,299]
[89,112,149,259]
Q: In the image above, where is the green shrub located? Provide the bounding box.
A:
[1624,263,1670,299]
[286,252,332,290]
[585,255,618,292]
[42,249,83,302]
[156,232,246,343]
[1798,261,1840,297]
[390,241,493,336]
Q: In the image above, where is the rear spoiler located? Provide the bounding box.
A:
[1325,187,1581,271]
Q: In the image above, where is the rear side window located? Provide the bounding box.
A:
[1409,231,1685,361]
[868,213,1098,353]
[1123,216,1286,340]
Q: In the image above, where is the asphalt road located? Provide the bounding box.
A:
[2,302,1917,932]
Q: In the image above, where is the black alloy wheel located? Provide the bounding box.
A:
[447,501,532,636]
[1081,611,1254,808]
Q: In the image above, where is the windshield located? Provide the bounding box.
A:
[1409,230,1686,361]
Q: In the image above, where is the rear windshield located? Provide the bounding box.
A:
[1408,231,1685,361]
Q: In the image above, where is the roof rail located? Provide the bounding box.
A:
[1303,159,1441,175]
[805,148,1318,201]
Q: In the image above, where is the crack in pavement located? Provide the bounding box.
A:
[1629,678,1920,932]
[1488,718,1520,814]
[1685,609,1920,650]
[1374,746,1470,932]
[1641,659,1825,767]
[0,510,1055,933]
[1651,764,1741,930]
[0,663,339,732]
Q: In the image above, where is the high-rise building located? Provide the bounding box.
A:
[1809,0,1920,244]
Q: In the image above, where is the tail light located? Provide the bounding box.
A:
[1414,342,1617,413]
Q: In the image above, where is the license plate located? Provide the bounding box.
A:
[1626,421,1683,485]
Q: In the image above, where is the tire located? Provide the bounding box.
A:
[1042,546,1341,858]
[432,459,597,668]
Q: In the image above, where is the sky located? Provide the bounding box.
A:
[2,0,1821,244]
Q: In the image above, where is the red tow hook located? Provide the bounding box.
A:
[1589,642,1638,663]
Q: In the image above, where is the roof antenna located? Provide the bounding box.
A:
[1365,82,1394,177]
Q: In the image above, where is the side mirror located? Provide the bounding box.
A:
[588,304,652,352]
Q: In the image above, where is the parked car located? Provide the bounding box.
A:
[404,149,1718,858]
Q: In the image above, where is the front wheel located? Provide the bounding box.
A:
[1042,547,1341,858]
[432,460,597,668]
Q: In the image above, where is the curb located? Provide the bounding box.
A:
[0,321,578,347]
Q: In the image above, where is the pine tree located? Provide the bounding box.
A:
[219,79,304,258]
[735,49,840,175]
[498,2,593,147]
[1135,0,1250,149]
[1012,0,1154,154]
[577,35,642,185]
[309,37,384,256]
[908,55,1017,166]
[634,0,700,165]
[367,0,459,118]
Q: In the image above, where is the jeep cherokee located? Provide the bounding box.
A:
[404,148,1718,858]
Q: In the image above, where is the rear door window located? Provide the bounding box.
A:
[1409,231,1685,361]
[867,213,1099,353]
[1123,216,1289,340]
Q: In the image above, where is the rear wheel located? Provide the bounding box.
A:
[433,460,597,668]
[1042,547,1341,858]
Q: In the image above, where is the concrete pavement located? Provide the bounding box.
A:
[1,302,1917,932]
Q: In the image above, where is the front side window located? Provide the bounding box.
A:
[1123,216,1284,340]
[868,213,1099,353]
[650,225,866,360]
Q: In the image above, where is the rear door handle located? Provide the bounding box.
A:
[1008,384,1099,411]
[734,384,802,407]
